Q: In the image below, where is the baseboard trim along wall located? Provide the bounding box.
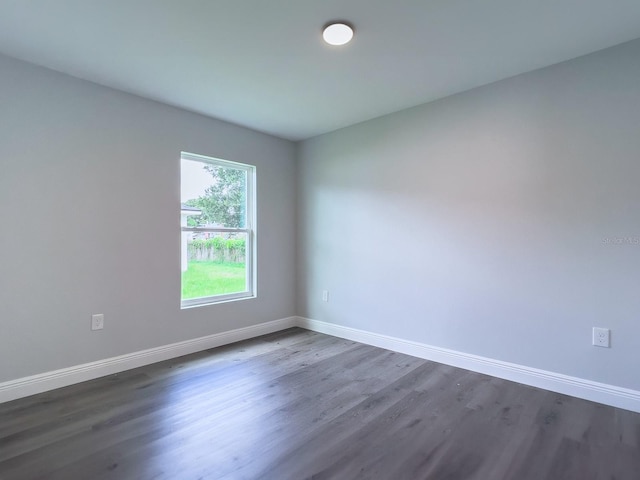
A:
[296,316,640,414]
[3,315,640,413]
[0,316,297,404]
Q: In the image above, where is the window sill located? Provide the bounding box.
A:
[180,292,256,309]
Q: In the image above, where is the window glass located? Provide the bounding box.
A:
[180,153,255,307]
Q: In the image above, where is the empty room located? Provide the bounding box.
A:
[1,1,640,479]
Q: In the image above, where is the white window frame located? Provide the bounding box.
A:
[180,152,256,308]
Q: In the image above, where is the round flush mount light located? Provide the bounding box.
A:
[322,22,354,46]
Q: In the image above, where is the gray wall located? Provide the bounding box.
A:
[3,37,640,392]
[297,39,640,391]
[0,54,296,383]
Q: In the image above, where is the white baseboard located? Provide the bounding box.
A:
[296,316,640,413]
[0,317,297,404]
[5,315,639,413]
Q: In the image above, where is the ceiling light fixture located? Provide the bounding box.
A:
[322,22,354,46]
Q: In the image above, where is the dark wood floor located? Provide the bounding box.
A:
[1,328,639,479]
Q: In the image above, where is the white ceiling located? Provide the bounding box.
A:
[1,1,640,141]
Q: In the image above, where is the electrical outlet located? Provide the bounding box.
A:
[592,327,610,348]
[322,290,329,302]
[91,314,104,331]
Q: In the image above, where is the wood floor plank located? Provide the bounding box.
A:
[1,327,639,480]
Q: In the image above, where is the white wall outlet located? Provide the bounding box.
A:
[91,314,104,331]
[592,327,610,348]
[322,290,329,302]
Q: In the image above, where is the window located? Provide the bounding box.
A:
[180,152,256,307]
